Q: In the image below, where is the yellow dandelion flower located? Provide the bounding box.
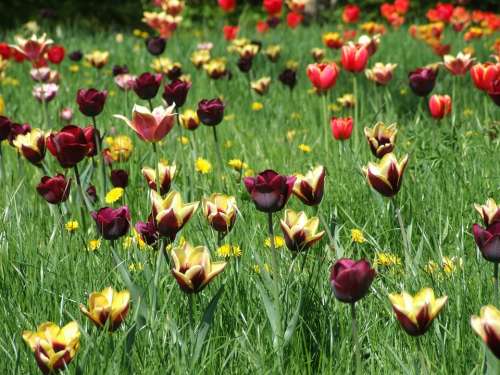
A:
[228,159,248,171]
[374,252,401,267]
[217,244,232,258]
[400,88,408,96]
[264,236,285,249]
[141,31,149,39]
[298,144,311,153]
[287,130,296,141]
[351,229,365,244]
[108,90,116,97]
[252,102,264,111]
[105,187,124,204]
[65,220,79,232]
[129,262,144,272]
[123,237,134,249]
[195,158,212,174]
[442,256,463,275]
[231,245,242,257]
[424,260,439,274]
[328,103,342,112]
[0,95,4,115]
[244,169,255,177]
[69,65,80,73]
[87,239,101,252]
[179,136,189,145]
[115,33,124,43]
[463,108,474,117]
[253,263,271,274]
[132,29,143,37]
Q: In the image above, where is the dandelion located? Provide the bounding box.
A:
[298,144,311,153]
[328,103,342,112]
[217,244,231,257]
[374,252,401,267]
[224,114,235,121]
[463,108,474,117]
[128,262,144,272]
[252,102,264,111]
[337,94,355,108]
[442,256,463,275]
[232,245,242,257]
[195,158,212,174]
[264,235,285,249]
[123,237,133,249]
[65,220,79,232]
[244,169,255,177]
[69,65,79,73]
[179,136,189,145]
[228,159,248,171]
[87,239,101,252]
[424,260,439,274]
[105,187,124,204]
[351,229,366,244]
[253,263,271,273]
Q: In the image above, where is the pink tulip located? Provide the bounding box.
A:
[341,43,369,73]
[306,62,340,92]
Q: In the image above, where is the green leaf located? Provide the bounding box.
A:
[283,287,302,347]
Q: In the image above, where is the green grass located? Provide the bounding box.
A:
[0,20,499,374]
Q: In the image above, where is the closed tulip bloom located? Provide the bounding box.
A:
[358,34,380,58]
[112,65,129,77]
[163,79,191,107]
[36,174,71,204]
[389,288,448,336]
[91,206,131,241]
[145,36,166,56]
[60,107,73,123]
[443,52,475,76]
[47,44,65,64]
[80,287,130,331]
[8,123,31,146]
[0,116,12,141]
[475,199,500,227]
[171,242,227,294]
[22,321,80,375]
[46,125,91,168]
[264,45,281,62]
[197,98,225,126]
[203,58,227,79]
[293,165,325,206]
[32,83,59,103]
[68,50,83,62]
[84,50,109,69]
[191,49,211,69]
[280,209,325,252]
[151,190,199,241]
[202,193,238,233]
[428,94,452,119]
[363,152,409,198]
[341,43,369,73]
[135,217,159,245]
[179,109,200,130]
[473,223,500,263]
[408,66,438,97]
[244,169,296,213]
[364,122,398,158]
[365,62,397,85]
[251,77,272,95]
[12,33,53,61]
[76,88,107,117]
[489,79,500,107]
[343,4,360,23]
[218,0,236,12]
[142,162,176,195]
[114,74,136,91]
[471,305,500,359]
[331,117,354,140]
[470,62,500,91]
[306,62,340,92]
[330,259,376,303]
[278,68,297,90]
[133,72,163,100]
[263,0,282,16]
[114,103,176,143]
[110,169,129,188]
[237,56,253,73]
[12,128,46,165]
[322,32,343,50]
[30,67,51,82]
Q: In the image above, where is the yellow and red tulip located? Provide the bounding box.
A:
[363,152,408,198]
[80,287,130,331]
[475,199,500,226]
[364,122,398,158]
[202,193,238,234]
[292,165,326,206]
[471,305,500,359]
[142,162,177,195]
[13,128,46,165]
[251,77,272,95]
[280,209,325,252]
[84,50,109,69]
[179,109,200,130]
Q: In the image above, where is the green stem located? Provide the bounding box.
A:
[267,212,279,283]
[321,93,329,157]
[351,303,361,375]
[92,116,107,196]
[152,142,161,196]
[352,75,359,152]
[394,201,411,276]
[212,126,224,180]
[494,263,498,303]
[74,164,89,229]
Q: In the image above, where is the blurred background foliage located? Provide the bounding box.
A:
[0,0,497,31]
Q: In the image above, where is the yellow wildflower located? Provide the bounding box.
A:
[442,256,463,275]
[228,159,248,171]
[244,169,255,177]
[264,236,285,249]
[132,29,143,37]
[287,130,296,141]
[374,252,401,267]
[424,260,439,274]
[351,229,365,244]
[217,244,231,257]
[253,263,271,274]
[252,102,264,111]
[463,108,473,117]
[224,114,235,121]
[224,140,233,148]
[290,112,301,120]
[129,262,144,272]
[400,88,408,96]
[298,144,311,153]
[105,187,124,204]
[115,33,124,43]
[87,239,101,252]
[65,220,79,232]
[195,158,212,174]
[179,136,189,145]
[0,94,4,115]
[328,103,342,112]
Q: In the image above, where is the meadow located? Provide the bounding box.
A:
[0,2,499,374]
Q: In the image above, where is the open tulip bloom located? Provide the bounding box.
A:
[363,152,408,198]
[292,165,325,206]
[80,287,130,331]
[280,209,324,252]
[142,162,177,195]
[471,305,500,359]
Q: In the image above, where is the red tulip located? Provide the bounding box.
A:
[83,126,99,157]
[470,62,500,92]
[428,94,452,119]
[243,170,296,213]
[36,174,71,204]
[223,25,239,41]
[0,116,12,141]
[342,4,361,24]
[47,44,65,64]
[306,63,340,92]
[76,88,107,117]
[341,43,369,73]
[263,0,282,16]
[330,259,376,304]
[287,12,303,29]
[256,20,270,33]
[91,206,131,241]
[0,43,11,59]
[331,117,353,140]
[218,0,236,12]
[46,125,91,168]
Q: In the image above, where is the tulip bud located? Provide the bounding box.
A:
[472,223,500,263]
[76,88,108,117]
[341,43,369,73]
[237,56,253,73]
[331,117,354,140]
[311,47,326,62]
[428,94,451,119]
[364,122,398,158]
[202,193,238,234]
[278,68,297,90]
[112,65,129,76]
[32,83,59,103]
[389,288,447,336]
[80,287,130,331]
[0,116,12,141]
[197,98,225,126]
[342,4,360,23]
[68,50,83,62]
[114,73,136,91]
[133,72,163,100]
[60,107,74,122]
[264,45,281,62]
[292,165,326,206]
[363,152,408,198]
[471,305,500,359]
[330,259,376,303]
[12,128,46,165]
[179,109,200,130]
[142,162,176,195]
[280,209,324,252]
[36,174,71,204]
[475,199,500,227]
[91,206,131,241]
[110,169,129,188]
[145,36,166,56]
[244,169,296,213]
[47,44,65,64]
[163,79,191,108]
[408,66,438,97]
[306,62,340,93]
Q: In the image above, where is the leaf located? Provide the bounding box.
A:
[283,287,302,347]
[254,279,279,340]
[486,348,500,375]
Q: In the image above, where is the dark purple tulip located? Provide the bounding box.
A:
[46,125,91,168]
[145,36,166,56]
[473,223,500,262]
[237,57,253,73]
[133,73,163,100]
[0,116,12,141]
[135,217,159,245]
[86,185,98,203]
[8,123,31,146]
[267,17,281,28]
[330,259,376,304]
[166,65,183,81]
[197,98,225,126]
[36,174,71,204]
[163,80,191,107]
[91,206,131,240]
[110,169,129,188]
[68,50,83,62]
[278,68,297,90]
[243,169,296,213]
[77,88,107,117]
[83,126,99,157]
[408,67,438,97]
[112,65,129,77]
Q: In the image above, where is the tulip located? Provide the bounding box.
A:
[251,77,272,95]
[87,185,98,203]
[365,63,397,85]
[389,288,447,336]
[110,169,129,188]
[163,79,191,108]
[179,109,200,130]
[36,174,71,204]
[0,115,12,141]
[223,25,239,41]
[341,43,369,73]
[363,152,408,198]
[472,223,500,263]
[470,62,500,91]
[218,0,236,12]
[91,206,131,241]
[12,128,46,165]
[80,287,130,331]
[46,125,91,168]
[32,83,59,103]
[278,68,297,90]
[471,305,500,359]
[151,190,199,241]
[306,62,340,92]
[343,4,360,23]
[322,32,343,50]
[82,126,99,157]
[358,34,380,58]
[76,88,107,117]
[292,165,325,206]
[112,65,129,76]
[133,72,163,101]
[237,56,253,73]
[85,50,109,69]
[364,122,398,158]
[191,50,211,69]
[264,45,281,62]
[47,44,65,64]
[263,0,282,16]
[330,258,375,304]
[114,103,176,143]
[68,50,83,61]
[145,36,166,56]
[408,66,438,97]
[12,33,53,62]
[443,52,475,76]
[428,94,452,119]
[311,48,326,62]
[331,117,354,140]
[60,108,73,123]
[171,242,227,293]
[30,67,51,82]
[203,59,227,79]
[114,74,136,91]
[244,169,296,213]
[142,162,176,195]
[280,209,324,252]
[22,321,80,374]
[475,199,500,227]
[287,12,303,29]
[135,217,159,246]
[197,98,225,126]
[202,193,238,234]
[8,123,31,146]
[488,79,500,107]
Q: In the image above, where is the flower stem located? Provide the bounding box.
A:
[0,144,4,180]
[394,200,412,275]
[212,126,224,181]
[152,142,161,196]
[148,99,153,112]
[73,164,89,229]
[494,263,498,303]
[267,212,279,281]
[92,116,107,197]
[321,93,329,157]
[351,302,361,375]
[352,75,359,152]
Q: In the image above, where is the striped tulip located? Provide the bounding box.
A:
[142,162,177,195]
[292,165,326,206]
[202,193,238,234]
[80,287,130,331]
[363,152,408,198]
[471,305,500,359]
[364,122,398,158]
[12,128,46,165]
[280,209,324,252]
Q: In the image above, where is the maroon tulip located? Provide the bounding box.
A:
[110,169,129,188]
[237,57,253,73]
[112,65,129,77]
[167,65,183,81]
[408,67,438,97]
[36,174,71,204]
[163,80,191,108]
[473,223,500,263]
[8,123,31,146]
[243,170,296,213]
[91,206,131,241]
[145,36,166,56]
[197,98,225,126]
[76,88,107,117]
[46,125,91,168]
[0,116,12,141]
[330,259,376,303]
[83,126,99,157]
[133,72,163,100]
[68,50,83,62]
[279,68,297,90]
[135,217,159,245]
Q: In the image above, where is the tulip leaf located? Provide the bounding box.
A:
[486,348,500,375]
[283,287,302,347]
[254,279,280,341]
[192,285,225,363]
